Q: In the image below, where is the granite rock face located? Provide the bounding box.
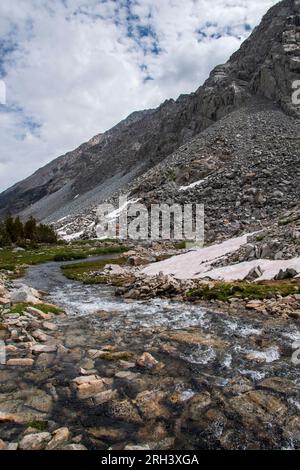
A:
[0,0,299,235]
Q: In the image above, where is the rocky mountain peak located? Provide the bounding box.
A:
[0,0,299,231]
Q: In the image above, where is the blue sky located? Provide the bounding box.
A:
[0,0,277,192]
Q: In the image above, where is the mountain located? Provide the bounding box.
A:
[0,0,299,243]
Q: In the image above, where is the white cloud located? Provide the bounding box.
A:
[0,0,277,192]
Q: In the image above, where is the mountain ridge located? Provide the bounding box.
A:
[0,0,299,235]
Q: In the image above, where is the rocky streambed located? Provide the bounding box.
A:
[0,258,299,450]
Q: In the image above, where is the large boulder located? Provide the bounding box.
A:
[10,285,42,305]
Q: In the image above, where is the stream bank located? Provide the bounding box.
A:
[0,257,299,450]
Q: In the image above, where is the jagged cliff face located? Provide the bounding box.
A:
[0,0,299,226]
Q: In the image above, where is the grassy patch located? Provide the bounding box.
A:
[7,302,63,316]
[174,241,187,250]
[98,351,134,361]
[9,303,29,315]
[73,238,121,245]
[53,252,88,262]
[61,256,129,284]
[34,303,63,315]
[0,242,128,277]
[186,281,300,302]
[53,245,126,262]
[62,251,177,286]
[26,420,48,431]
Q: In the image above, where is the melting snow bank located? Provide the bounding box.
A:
[200,258,300,282]
[143,233,300,281]
[143,233,255,280]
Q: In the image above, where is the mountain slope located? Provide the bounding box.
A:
[0,0,299,231]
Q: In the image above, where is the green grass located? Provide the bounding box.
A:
[97,351,134,361]
[53,245,126,262]
[7,302,63,316]
[0,242,128,276]
[26,420,48,431]
[9,303,29,315]
[34,303,63,315]
[72,238,121,245]
[174,241,187,250]
[61,256,130,284]
[61,251,170,286]
[186,281,300,302]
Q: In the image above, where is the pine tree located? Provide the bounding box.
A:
[5,216,15,242]
[0,215,57,246]
[0,222,11,247]
[24,217,37,241]
[14,216,24,241]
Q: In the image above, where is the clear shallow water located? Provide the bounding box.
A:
[13,257,300,450]
[18,258,300,381]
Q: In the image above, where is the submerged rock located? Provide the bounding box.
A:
[137,352,159,369]
[19,432,52,450]
[46,428,70,450]
[73,376,105,400]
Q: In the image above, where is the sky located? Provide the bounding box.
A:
[0,0,278,192]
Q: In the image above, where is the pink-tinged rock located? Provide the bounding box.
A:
[42,322,57,331]
[72,375,99,385]
[73,375,105,399]
[0,285,7,296]
[0,439,7,450]
[62,444,87,450]
[137,352,159,369]
[19,432,52,450]
[32,329,50,342]
[78,382,105,400]
[5,345,18,353]
[0,412,26,424]
[0,297,10,306]
[7,358,34,367]
[93,389,118,405]
[32,344,57,354]
[46,427,70,450]
[26,307,49,319]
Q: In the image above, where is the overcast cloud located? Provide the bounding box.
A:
[0,0,277,192]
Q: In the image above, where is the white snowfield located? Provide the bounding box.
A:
[200,259,300,282]
[143,234,300,282]
[179,177,210,191]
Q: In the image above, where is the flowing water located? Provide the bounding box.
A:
[3,257,299,449]
[19,257,300,382]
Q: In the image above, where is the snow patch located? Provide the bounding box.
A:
[143,232,256,279]
[201,258,300,282]
[106,198,141,220]
[57,216,69,224]
[143,232,300,281]
[179,177,210,191]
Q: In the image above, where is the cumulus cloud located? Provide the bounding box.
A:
[0,0,277,192]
